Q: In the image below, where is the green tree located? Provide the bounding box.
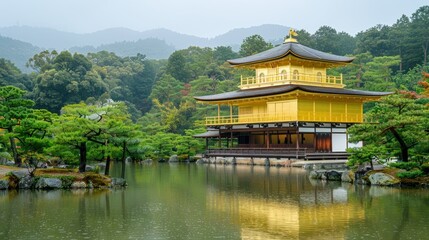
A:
[31,51,107,113]
[0,86,35,165]
[347,144,388,170]
[213,46,239,64]
[149,74,184,106]
[166,51,191,82]
[362,56,400,91]
[348,94,429,162]
[312,26,355,55]
[50,103,138,172]
[295,29,313,47]
[0,58,32,90]
[239,35,273,57]
[407,6,429,67]
[14,109,56,170]
[26,50,58,73]
[389,14,410,71]
[355,25,393,57]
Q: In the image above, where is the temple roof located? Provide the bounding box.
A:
[193,129,219,138]
[194,85,390,102]
[228,42,354,66]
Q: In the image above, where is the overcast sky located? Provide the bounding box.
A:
[0,0,426,37]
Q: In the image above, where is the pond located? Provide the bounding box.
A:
[1,163,428,239]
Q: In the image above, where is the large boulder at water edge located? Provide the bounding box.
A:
[85,165,96,172]
[169,155,179,162]
[19,175,34,189]
[368,172,400,186]
[5,161,15,166]
[35,177,62,189]
[0,179,9,189]
[71,181,87,189]
[11,170,27,180]
[341,170,354,183]
[326,171,342,181]
[309,170,324,179]
[111,178,127,187]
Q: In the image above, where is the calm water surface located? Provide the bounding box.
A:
[1,163,429,240]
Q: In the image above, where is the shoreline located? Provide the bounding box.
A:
[0,166,126,190]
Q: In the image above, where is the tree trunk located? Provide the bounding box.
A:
[423,42,428,67]
[79,142,87,173]
[104,155,111,176]
[121,141,126,179]
[8,127,21,166]
[9,137,21,166]
[389,127,409,162]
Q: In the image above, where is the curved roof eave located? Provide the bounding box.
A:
[227,42,354,66]
[194,85,391,102]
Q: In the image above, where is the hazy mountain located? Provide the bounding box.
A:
[0,24,290,50]
[0,35,41,72]
[70,38,175,59]
[0,24,291,71]
[0,26,84,50]
[210,24,290,48]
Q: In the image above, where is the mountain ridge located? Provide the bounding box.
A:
[0,24,290,50]
[0,24,290,72]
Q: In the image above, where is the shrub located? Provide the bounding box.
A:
[389,161,420,171]
[397,170,424,179]
[59,176,76,189]
[421,163,429,175]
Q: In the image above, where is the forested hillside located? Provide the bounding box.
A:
[0,6,428,168]
[0,35,41,72]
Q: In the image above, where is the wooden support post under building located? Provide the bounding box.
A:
[266,131,270,149]
[218,129,221,148]
[265,157,270,166]
[296,125,300,159]
[217,104,220,123]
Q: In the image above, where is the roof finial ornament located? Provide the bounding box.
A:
[285,28,298,43]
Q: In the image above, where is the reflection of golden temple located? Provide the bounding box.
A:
[205,166,364,239]
[207,190,364,239]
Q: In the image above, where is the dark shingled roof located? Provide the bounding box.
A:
[228,42,354,66]
[194,85,390,102]
[193,129,219,138]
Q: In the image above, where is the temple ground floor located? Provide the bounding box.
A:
[195,122,361,160]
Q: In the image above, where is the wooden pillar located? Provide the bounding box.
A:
[218,129,221,148]
[296,124,300,158]
[296,125,300,149]
[205,138,208,150]
[266,131,270,149]
[229,103,232,124]
[265,157,270,166]
[217,104,220,124]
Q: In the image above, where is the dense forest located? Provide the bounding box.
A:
[0,6,428,171]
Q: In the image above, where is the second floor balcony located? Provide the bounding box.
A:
[205,112,362,126]
[240,72,344,89]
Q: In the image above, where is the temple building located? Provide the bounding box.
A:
[194,30,389,160]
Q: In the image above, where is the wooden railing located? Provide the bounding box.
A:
[240,72,343,89]
[206,148,307,158]
[205,112,362,126]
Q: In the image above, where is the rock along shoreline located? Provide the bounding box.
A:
[309,169,429,188]
[0,168,126,190]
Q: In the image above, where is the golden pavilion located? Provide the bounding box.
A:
[194,30,389,160]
